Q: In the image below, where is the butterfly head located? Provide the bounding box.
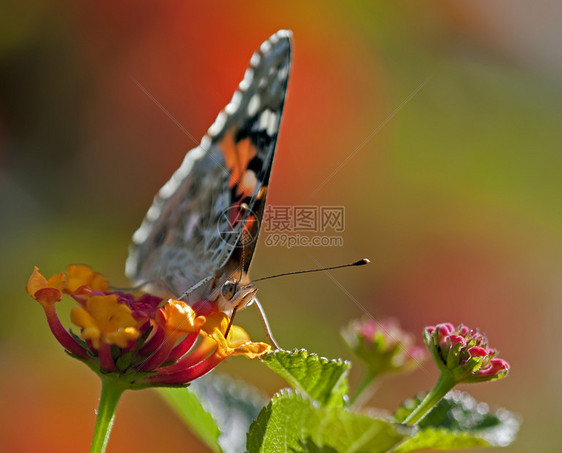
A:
[214,278,257,313]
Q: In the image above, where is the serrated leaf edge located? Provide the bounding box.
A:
[265,348,351,368]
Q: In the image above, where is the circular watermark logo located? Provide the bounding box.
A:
[217,205,260,248]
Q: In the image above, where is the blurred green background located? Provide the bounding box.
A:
[1,1,561,451]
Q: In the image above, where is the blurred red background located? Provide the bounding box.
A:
[1,1,561,451]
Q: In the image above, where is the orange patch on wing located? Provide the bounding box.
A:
[220,129,257,191]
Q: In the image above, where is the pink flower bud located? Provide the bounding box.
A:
[476,358,510,377]
[423,322,510,384]
[342,317,426,376]
[458,325,470,336]
[437,323,455,346]
[448,334,466,348]
[468,346,488,358]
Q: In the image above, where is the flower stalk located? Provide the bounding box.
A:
[90,378,126,453]
[402,373,455,425]
[349,368,379,407]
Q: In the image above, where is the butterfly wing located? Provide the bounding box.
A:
[126,30,291,297]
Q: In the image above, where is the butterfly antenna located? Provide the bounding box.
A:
[253,258,370,283]
[248,259,369,350]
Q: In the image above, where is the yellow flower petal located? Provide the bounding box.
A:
[70,295,140,349]
[26,267,66,306]
[223,325,271,358]
[227,340,272,359]
[65,265,109,293]
[227,325,251,346]
[200,312,230,350]
[196,335,221,358]
[200,312,271,360]
[71,306,101,348]
[105,327,141,349]
[163,300,206,333]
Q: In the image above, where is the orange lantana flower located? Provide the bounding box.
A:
[65,264,109,292]
[27,266,66,307]
[27,266,270,387]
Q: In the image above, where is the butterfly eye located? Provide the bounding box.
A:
[221,281,237,300]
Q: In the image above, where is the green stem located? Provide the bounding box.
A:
[90,378,126,453]
[349,369,379,407]
[403,374,455,425]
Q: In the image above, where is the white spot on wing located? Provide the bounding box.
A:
[146,204,161,221]
[183,145,205,165]
[259,109,277,135]
[159,178,180,199]
[266,112,277,135]
[239,68,254,91]
[207,111,227,137]
[247,94,260,116]
[160,146,205,198]
[200,135,211,151]
[278,64,289,81]
[260,40,272,54]
[277,30,292,39]
[250,52,261,67]
[225,90,242,115]
[132,224,150,244]
[240,170,258,195]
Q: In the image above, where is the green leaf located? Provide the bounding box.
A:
[393,428,490,451]
[393,390,520,451]
[190,374,267,453]
[261,349,350,406]
[159,373,267,453]
[248,389,412,453]
[159,386,221,453]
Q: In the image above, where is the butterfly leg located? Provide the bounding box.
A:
[178,275,214,301]
[253,297,280,350]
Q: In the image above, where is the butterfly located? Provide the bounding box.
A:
[125,30,291,326]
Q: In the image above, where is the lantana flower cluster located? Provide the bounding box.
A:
[342,318,426,377]
[424,322,509,384]
[26,265,270,388]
